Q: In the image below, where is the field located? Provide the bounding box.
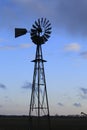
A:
[0,115,87,130]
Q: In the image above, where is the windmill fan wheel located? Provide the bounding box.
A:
[30,18,52,45]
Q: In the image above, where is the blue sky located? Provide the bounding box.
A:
[0,0,87,115]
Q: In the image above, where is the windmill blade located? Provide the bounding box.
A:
[45,31,51,34]
[15,28,27,38]
[32,24,37,29]
[43,36,48,42]
[44,34,50,39]
[35,21,39,27]
[41,18,44,26]
[43,18,47,27]
[31,33,36,37]
[45,23,51,29]
[31,29,36,33]
[38,18,41,26]
[45,27,52,31]
[44,20,49,27]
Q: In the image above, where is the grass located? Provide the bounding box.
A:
[0,115,87,130]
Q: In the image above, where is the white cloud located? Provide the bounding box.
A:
[73,103,81,107]
[0,43,32,50]
[19,43,32,48]
[64,43,81,52]
[58,102,64,107]
[0,0,53,30]
[0,38,8,43]
[22,81,32,89]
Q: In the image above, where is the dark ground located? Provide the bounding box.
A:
[0,115,87,130]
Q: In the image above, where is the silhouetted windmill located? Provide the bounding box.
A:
[15,18,52,130]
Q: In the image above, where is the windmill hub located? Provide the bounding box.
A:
[37,27,42,33]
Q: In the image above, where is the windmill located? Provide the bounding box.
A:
[15,18,52,130]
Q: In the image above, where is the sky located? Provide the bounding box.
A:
[1,0,87,116]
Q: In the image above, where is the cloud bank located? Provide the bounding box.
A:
[1,0,87,36]
[0,105,3,108]
[56,0,87,35]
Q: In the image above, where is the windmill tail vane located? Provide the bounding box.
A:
[15,28,28,38]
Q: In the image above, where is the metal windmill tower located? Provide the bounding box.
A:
[15,18,52,130]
